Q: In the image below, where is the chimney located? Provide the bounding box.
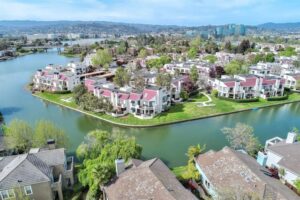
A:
[286,132,297,144]
[47,139,56,150]
[115,158,125,176]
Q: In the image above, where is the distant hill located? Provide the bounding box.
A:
[258,22,300,32]
[0,20,185,35]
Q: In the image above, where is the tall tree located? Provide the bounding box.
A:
[113,67,131,87]
[138,49,147,58]
[78,131,142,199]
[225,59,247,75]
[237,40,251,54]
[5,119,34,152]
[187,47,198,59]
[133,75,145,92]
[34,120,69,148]
[190,36,202,49]
[189,65,199,84]
[156,73,172,89]
[221,123,261,156]
[92,49,112,68]
[73,84,87,104]
[224,41,232,52]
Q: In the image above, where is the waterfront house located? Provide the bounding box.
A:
[94,84,171,119]
[194,146,299,200]
[257,132,300,192]
[283,73,300,90]
[33,62,88,92]
[213,74,284,99]
[102,158,197,200]
[0,145,74,200]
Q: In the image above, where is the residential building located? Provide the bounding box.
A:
[33,62,88,92]
[213,74,284,99]
[283,73,300,90]
[257,132,300,192]
[94,85,171,119]
[102,158,197,200]
[0,146,74,200]
[249,62,285,76]
[195,146,299,200]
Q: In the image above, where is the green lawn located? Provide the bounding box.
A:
[34,92,300,127]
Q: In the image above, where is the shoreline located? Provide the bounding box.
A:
[33,93,300,128]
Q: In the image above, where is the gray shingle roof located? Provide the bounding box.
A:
[0,154,52,190]
[268,142,300,176]
[0,148,66,190]
[34,148,66,166]
[104,158,197,200]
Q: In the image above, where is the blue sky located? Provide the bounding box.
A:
[1,0,300,26]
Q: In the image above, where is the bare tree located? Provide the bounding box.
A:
[221,123,261,156]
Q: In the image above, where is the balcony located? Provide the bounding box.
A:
[64,156,74,179]
[52,174,62,191]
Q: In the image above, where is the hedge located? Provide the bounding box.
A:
[218,96,259,103]
[267,95,288,101]
[49,90,71,94]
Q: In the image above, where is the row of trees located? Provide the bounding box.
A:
[224,40,256,54]
[4,119,68,153]
[146,55,172,69]
[76,130,142,199]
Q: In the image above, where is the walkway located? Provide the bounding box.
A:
[190,92,215,107]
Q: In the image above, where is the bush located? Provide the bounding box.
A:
[49,90,71,94]
[267,95,288,101]
[212,89,218,97]
[180,90,189,101]
[218,96,259,103]
[284,87,291,93]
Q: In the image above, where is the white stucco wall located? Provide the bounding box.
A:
[265,151,282,168]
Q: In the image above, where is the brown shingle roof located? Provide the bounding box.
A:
[104,158,197,200]
[195,146,299,200]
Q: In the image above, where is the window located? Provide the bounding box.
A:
[0,189,15,199]
[24,186,33,195]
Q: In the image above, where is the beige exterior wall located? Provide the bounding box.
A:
[26,182,53,200]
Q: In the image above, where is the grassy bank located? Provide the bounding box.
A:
[34,92,300,127]
[60,52,81,57]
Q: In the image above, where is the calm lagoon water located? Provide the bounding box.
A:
[1,50,299,167]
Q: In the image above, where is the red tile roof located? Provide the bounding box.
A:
[129,93,142,101]
[100,89,112,97]
[240,78,257,87]
[143,89,157,101]
[118,93,130,100]
[262,79,276,85]
[224,81,235,87]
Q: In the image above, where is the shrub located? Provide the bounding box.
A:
[212,89,218,97]
[180,90,189,101]
[218,96,259,103]
[267,95,288,101]
[50,90,71,94]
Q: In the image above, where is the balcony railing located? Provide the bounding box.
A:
[51,174,62,191]
[66,156,73,171]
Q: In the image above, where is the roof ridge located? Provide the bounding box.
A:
[26,154,52,179]
[0,154,28,182]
